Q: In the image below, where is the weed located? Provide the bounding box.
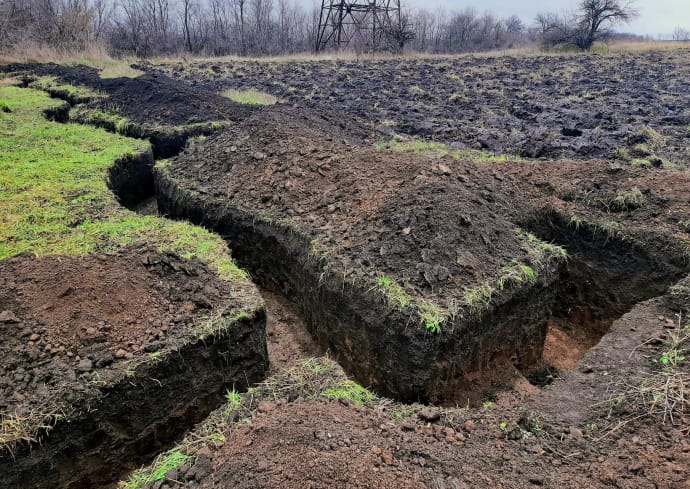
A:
[124,450,192,489]
[323,382,375,407]
[464,284,494,310]
[376,275,445,333]
[497,262,537,291]
[611,187,646,211]
[376,275,412,309]
[482,401,495,411]
[220,88,277,105]
[569,215,582,230]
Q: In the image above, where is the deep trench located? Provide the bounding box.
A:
[21,90,690,486]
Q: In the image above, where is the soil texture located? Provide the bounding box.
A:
[153,50,690,167]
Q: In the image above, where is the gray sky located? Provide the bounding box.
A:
[403,0,690,37]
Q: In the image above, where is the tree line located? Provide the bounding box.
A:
[0,0,686,57]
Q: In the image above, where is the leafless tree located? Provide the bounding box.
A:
[536,0,638,50]
[672,27,690,41]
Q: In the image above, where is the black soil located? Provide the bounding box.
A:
[2,62,256,125]
[153,50,690,167]
[155,103,690,405]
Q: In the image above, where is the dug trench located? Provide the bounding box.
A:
[0,86,268,489]
[11,77,690,486]
[151,105,690,406]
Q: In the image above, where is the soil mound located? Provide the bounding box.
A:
[0,246,268,488]
[2,62,255,125]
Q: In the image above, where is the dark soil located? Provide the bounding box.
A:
[156,102,690,405]
[152,50,690,167]
[127,293,690,489]
[2,62,256,126]
[0,246,268,488]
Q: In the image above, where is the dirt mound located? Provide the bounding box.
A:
[157,102,690,405]
[0,246,268,488]
[176,104,537,302]
[2,62,255,125]
[0,246,244,426]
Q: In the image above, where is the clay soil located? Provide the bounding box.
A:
[0,246,246,431]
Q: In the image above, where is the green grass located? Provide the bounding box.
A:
[323,381,376,407]
[376,274,445,334]
[220,88,277,105]
[123,450,192,489]
[0,86,248,282]
[29,76,103,100]
[375,137,523,163]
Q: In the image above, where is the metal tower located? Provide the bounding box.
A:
[315,0,402,52]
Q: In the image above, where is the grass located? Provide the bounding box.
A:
[29,76,104,101]
[611,187,647,211]
[0,86,254,451]
[220,88,277,105]
[375,137,523,164]
[123,450,192,489]
[605,316,689,427]
[375,274,445,334]
[323,382,376,407]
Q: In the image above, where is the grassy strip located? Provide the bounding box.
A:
[220,88,277,105]
[375,137,524,163]
[0,86,247,282]
[28,76,105,102]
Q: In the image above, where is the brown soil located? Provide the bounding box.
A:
[263,288,323,372]
[131,294,690,489]
[0,246,268,488]
[0,246,238,418]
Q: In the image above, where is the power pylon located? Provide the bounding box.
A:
[315,0,402,52]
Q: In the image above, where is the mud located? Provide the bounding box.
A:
[153,50,690,168]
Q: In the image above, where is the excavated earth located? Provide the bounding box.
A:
[2,53,690,488]
[0,247,268,489]
[156,103,690,405]
[153,49,690,168]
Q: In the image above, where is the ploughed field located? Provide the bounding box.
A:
[0,51,689,489]
[154,50,690,169]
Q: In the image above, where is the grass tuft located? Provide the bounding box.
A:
[220,88,277,105]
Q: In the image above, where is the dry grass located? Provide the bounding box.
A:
[0,43,142,78]
[605,316,689,428]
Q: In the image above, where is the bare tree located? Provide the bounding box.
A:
[672,27,690,41]
[536,0,638,50]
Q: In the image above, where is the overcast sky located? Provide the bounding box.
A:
[400,0,690,37]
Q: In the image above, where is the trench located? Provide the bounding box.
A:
[13,80,690,486]
[0,87,269,489]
